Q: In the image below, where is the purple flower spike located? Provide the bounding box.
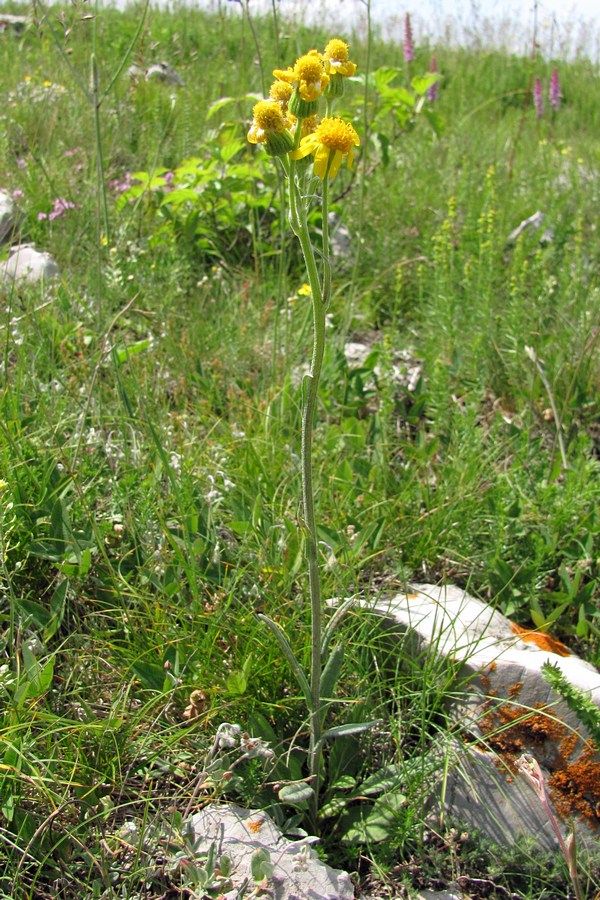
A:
[549,67,561,110]
[428,56,438,102]
[534,76,544,119]
[403,13,415,63]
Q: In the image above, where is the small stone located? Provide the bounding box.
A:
[2,244,60,283]
[0,190,19,243]
[0,13,28,33]
[185,803,354,899]
[145,62,184,87]
[506,210,545,244]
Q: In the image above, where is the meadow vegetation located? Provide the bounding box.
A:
[0,2,599,896]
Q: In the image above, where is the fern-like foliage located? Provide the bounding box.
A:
[541,661,600,746]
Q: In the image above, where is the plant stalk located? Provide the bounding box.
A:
[288,161,328,821]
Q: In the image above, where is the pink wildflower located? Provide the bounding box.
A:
[109,172,134,193]
[534,76,543,118]
[549,67,561,110]
[403,13,415,63]
[428,56,438,102]
[12,189,24,200]
[38,197,79,222]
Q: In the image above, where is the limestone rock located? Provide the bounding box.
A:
[349,584,600,849]
[185,803,354,899]
[0,190,18,243]
[145,62,184,87]
[506,210,544,244]
[0,13,28,33]
[2,244,60,283]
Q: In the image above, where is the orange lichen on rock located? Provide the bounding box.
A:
[509,681,524,698]
[510,622,572,657]
[476,696,600,832]
[549,744,600,826]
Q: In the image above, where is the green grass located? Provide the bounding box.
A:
[0,1,599,896]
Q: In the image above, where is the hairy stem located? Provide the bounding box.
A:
[289,163,327,823]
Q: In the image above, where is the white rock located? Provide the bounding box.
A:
[344,585,600,849]
[186,803,354,899]
[2,244,60,283]
[0,190,18,243]
[506,210,544,244]
[145,62,184,87]
[0,13,28,32]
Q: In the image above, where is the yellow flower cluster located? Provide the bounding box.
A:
[246,38,359,181]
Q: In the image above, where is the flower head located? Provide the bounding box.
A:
[269,80,293,110]
[534,76,544,118]
[549,67,561,110]
[274,51,329,102]
[323,39,357,77]
[247,99,294,156]
[403,14,415,63]
[290,116,360,180]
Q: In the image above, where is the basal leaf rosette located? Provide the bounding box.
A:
[290,116,360,180]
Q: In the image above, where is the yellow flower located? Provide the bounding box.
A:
[323,39,357,77]
[269,80,293,110]
[273,51,329,102]
[288,113,319,140]
[247,100,293,157]
[290,116,360,180]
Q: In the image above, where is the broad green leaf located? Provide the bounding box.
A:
[374,66,401,91]
[205,96,237,119]
[322,719,381,742]
[422,108,445,136]
[382,86,415,108]
[361,764,404,796]
[225,669,247,696]
[278,782,314,808]
[221,138,245,163]
[131,661,166,692]
[15,597,52,629]
[320,644,344,700]
[113,338,151,365]
[159,187,199,208]
[341,791,406,843]
[251,848,273,882]
[331,774,357,790]
[258,614,311,704]
[411,73,440,95]
[44,579,68,641]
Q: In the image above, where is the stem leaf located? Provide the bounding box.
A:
[258,614,311,705]
[322,719,381,742]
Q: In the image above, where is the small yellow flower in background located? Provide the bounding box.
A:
[269,80,293,110]
[298,283,312,296]
[323,39,357,77]
[288,113,319,141]
[273,50,329,102]
[247,99,294,157]
[291,116,360,180]
[43,79,52,87]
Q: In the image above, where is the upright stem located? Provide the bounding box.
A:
[288,164,327,820]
